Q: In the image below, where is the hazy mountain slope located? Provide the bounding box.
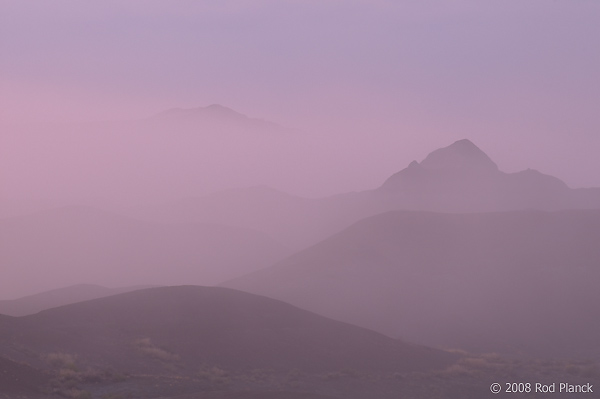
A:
[223,210,600,360]
[0,284,154,316]
[144,139,600,249]
[0,207,291,299]
[0,286,455,375]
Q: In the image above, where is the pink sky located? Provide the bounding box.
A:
[1,0,599,199]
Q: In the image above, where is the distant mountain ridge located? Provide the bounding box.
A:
[149,104,286,132]
[143,139,600,249]
[156,104,252,122]
[418,139,499,172]
[376,139,576,212]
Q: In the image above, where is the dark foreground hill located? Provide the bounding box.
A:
[1,286,597,399]
[121,385,349,399]
[0,286,459,398]
[0,356,48,398]
[156,392,339,399]
[0,286,453,374]
[224,210,600,360]
[0,207,291,299]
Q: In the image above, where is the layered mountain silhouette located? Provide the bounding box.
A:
[224,209,600,360]
[1,105,315,212]
[376,139,584,212]
[144,139,600,249]
[375,139,600,212]
[3,137,599,397]
[0,207,291,299]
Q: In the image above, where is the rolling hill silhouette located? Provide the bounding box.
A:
[0,286,458,398]
[0,286,454,374]
[224,209,600,360]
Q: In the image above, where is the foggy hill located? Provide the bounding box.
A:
[0,207,291,299]
[1,105,314,207]
[144,139,600,249]
[150,104,285,132]
[0,284,154,316]
[0,286,456,375]
[223,209,600,360]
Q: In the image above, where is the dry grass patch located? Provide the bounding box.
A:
[134,337,180,363]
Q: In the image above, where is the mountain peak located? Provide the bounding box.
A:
[157,104,248,120]
[419,139,498,172]
[149,104,288,132]
[203,104,246,118]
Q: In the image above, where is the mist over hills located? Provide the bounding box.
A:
[4,0,600,396]
[4,138,600,303]
[142,139,600,249]
[2,136,599,396]
[224,209,600,360]
[1,105,318,207]
[0,207,290,299]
